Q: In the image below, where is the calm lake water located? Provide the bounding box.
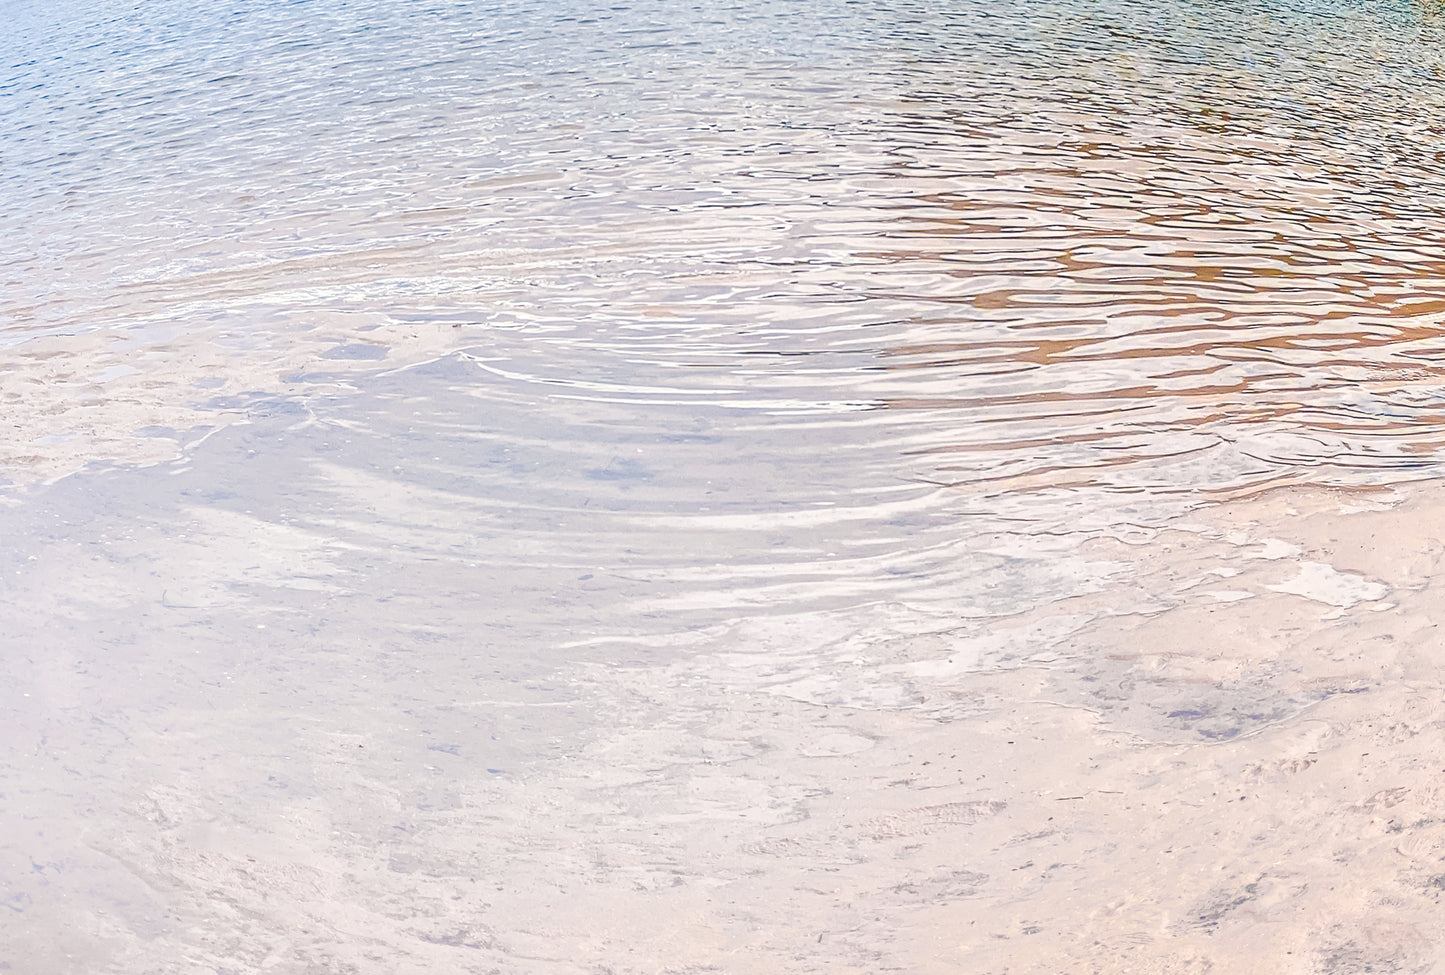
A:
[6,0,1445,968]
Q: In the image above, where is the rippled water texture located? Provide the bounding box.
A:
[8,0,1445,968]
[9,0,1445,505]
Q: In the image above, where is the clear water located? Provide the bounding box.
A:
[5,0,1445,967]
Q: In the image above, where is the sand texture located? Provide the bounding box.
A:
[4,463,1445,973]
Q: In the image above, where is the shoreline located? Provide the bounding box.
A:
[3,427,1441,970]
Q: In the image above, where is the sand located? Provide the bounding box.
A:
[0,312,467,487]
[4,474,1443,972]
[3,323,1445,972]
[455,482,1445,974]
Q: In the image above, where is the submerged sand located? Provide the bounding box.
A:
[458,483,1445,974]
[6,441,1445,972]
[0,312,468,487]
[2,313,1444,974]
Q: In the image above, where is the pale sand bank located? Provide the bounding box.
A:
[483,483,1445,974]
[508,485,1445,970]
[455,483,1445,973]
[6,479,1442,973]
[3,321,1444,972]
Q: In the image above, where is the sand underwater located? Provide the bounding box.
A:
[6,314,1445,975]
[11,0,1445,971]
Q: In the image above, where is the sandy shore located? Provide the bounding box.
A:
[5,457,1445,972]
[446,482,1445,974]
[4,316,1445,974]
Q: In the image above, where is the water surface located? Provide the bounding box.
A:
[6,0,1445,968]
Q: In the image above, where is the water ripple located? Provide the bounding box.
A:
[4,0,1445,571]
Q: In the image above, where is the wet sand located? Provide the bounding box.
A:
[5,388,1445,973]
[0,231,1440,974]
[482,483,1445,974]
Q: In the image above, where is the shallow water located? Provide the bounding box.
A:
[7,0,1445,968]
